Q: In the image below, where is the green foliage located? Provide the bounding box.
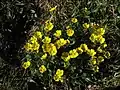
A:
[1,0,120,90]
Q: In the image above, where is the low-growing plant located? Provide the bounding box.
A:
[20,6,113,89]
[1,0,120,90]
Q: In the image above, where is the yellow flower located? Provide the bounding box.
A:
[54,38,67,49]
[29,36,37,43]
[34,31,42,39]
[41,53,47,60]
[66,39,70,44]
[42,36,51,44]
[49,44,57,56]
[54,69,64,82]
[54,30,62,37]
[90,34,105,44]
[60,77,63,82]
[24,43,33,52]
[80,44,88,52]
[49,6,57,12]
[76,47,83,54]
[66,28,74,37]
[89,33,98,43]
[56,69,64,76]
[32,41,40,52]
[44,20,54,32]
[24,40,40,53]
[71,18,78,23]
[87,49,96,57]
[53,75,63,82]
[83,23,90,29]
[97,36,105,44]
[104,51,110,59]
[102,43,107,48]
[100,38,105,44]
[95,28,105,35]
[39,65,46,73]
[22,61,31,69]
[90,58,97,65]
[69,49,79,58]
[42,43,57,56]
[54,75,60,81]
[61,52,71,62]
[42,43,51,53]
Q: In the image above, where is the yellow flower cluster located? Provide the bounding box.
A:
[86,26,110,72]
[90,56,104,72]
[39,65,47,73]
[54,38,69,49]
[22,6,112,79]
[90,56,104,65]
[24,31,42,52]
[78,44,97,58]
[89,28,105,44]
[54,69,64,82]
[88,42,110,72]
[42,43,57,56]
[22,61,31,69]
[44,20,54,32]
[73,42,108,72]
[90,51,110,73]
[61,46,84,62]
[61,44,95,62]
